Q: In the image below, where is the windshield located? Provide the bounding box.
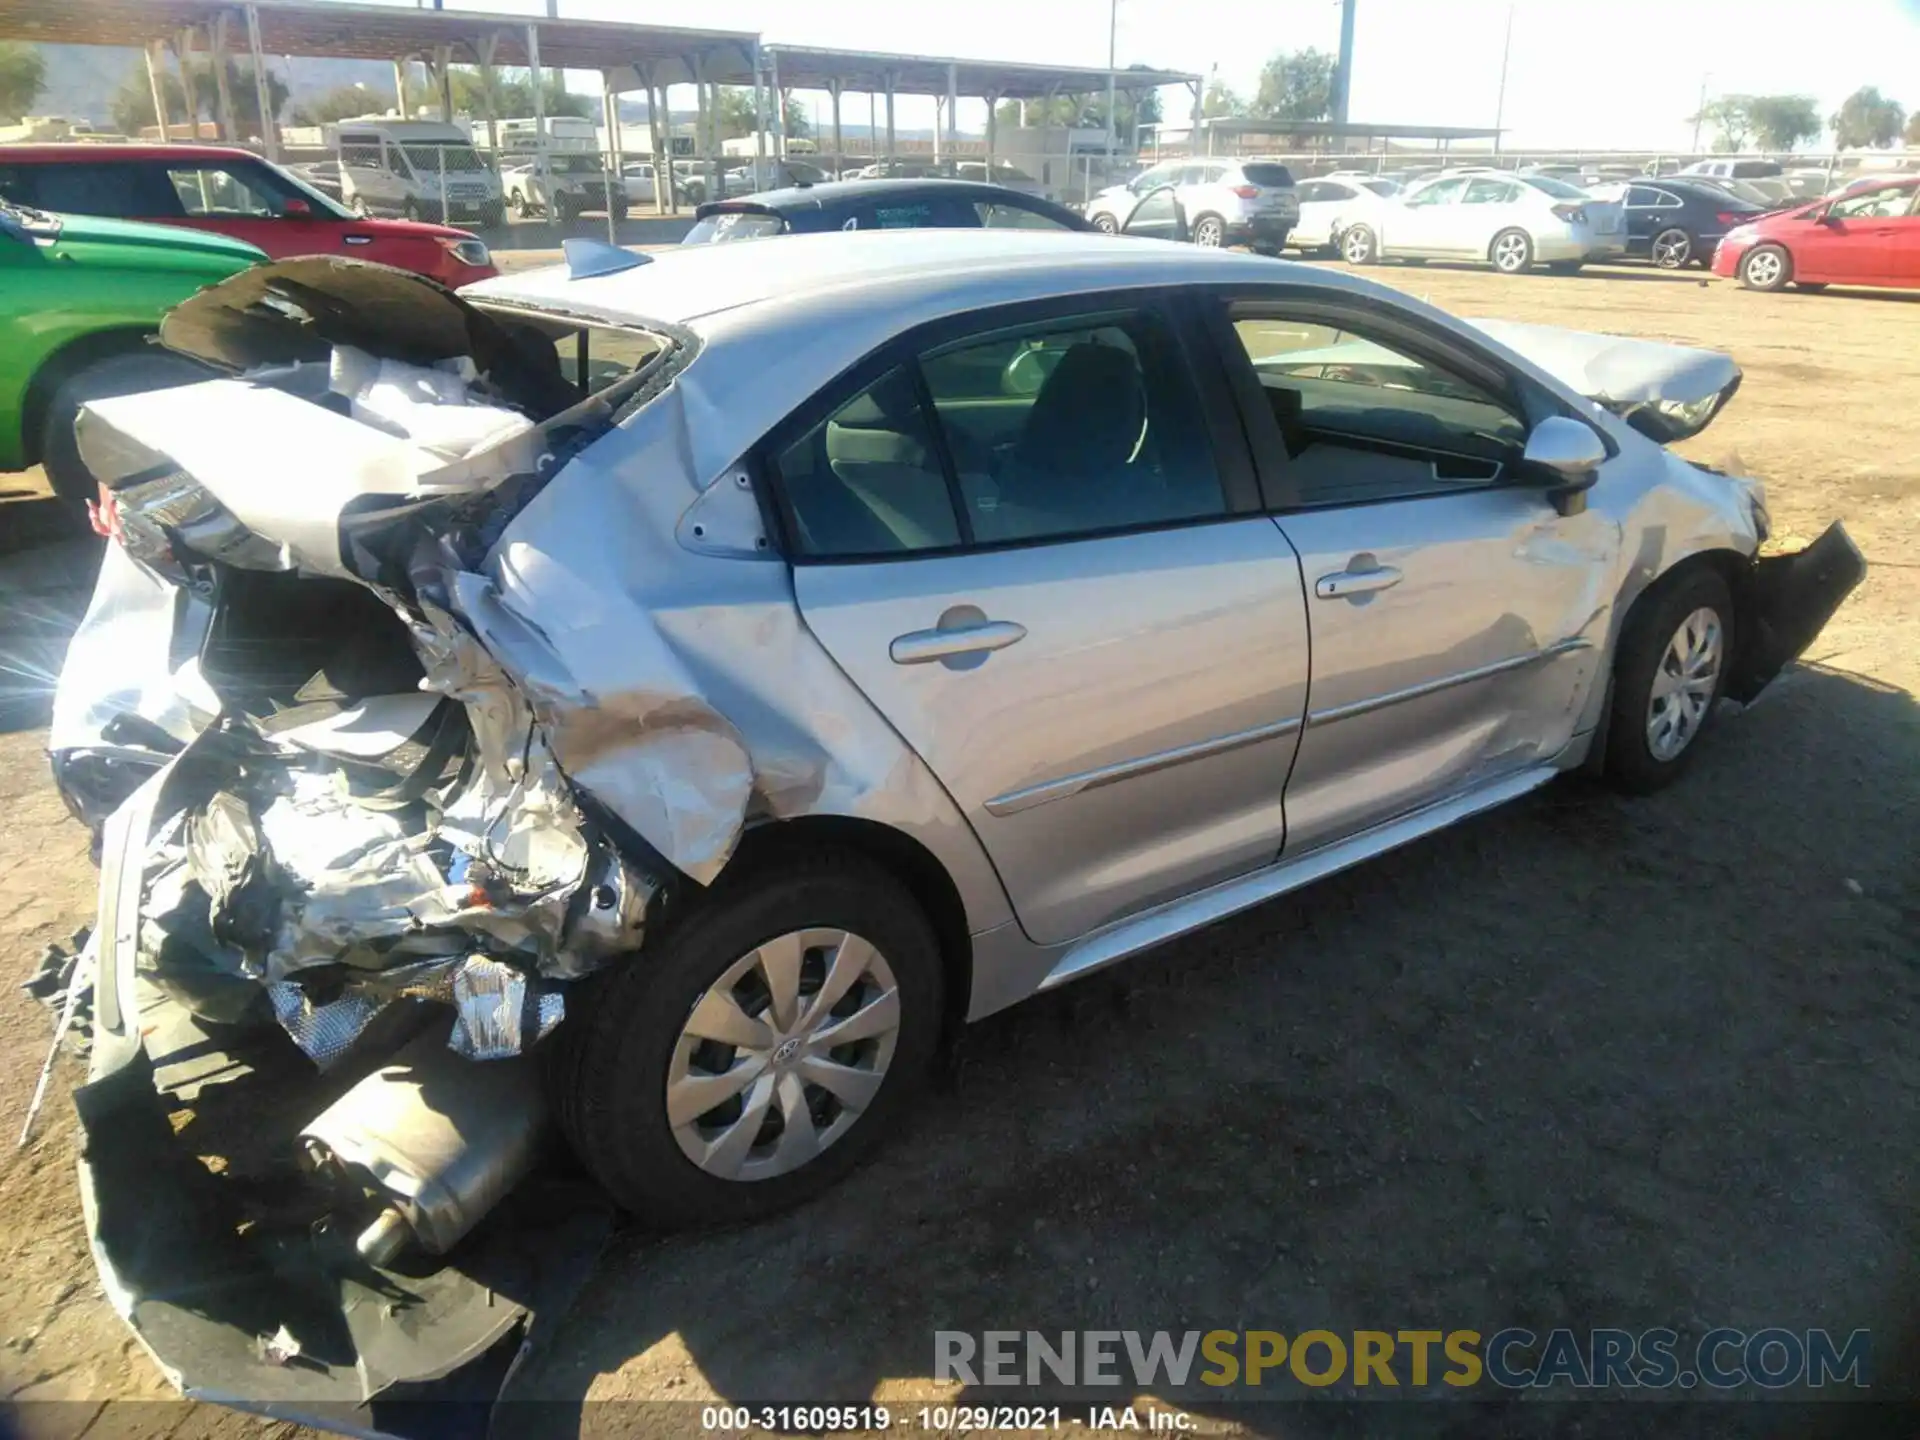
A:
[1522,175,1589,200]
[401,144,487,175]
[551,154,605,176]
[1240,163,1296,188]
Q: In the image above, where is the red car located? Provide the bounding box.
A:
[1713,175,1920,293]
[0,144,496,288]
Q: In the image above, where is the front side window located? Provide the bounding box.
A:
[1831,185,1914,220]
[401,144,486,174]
[1230,314,1527,506]
[777,307,1226,556]
[1463,179,1519,205]
[1405,177,1467,207]
[167,162,307,217]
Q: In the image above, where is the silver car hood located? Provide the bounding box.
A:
[1468,318,1742,442]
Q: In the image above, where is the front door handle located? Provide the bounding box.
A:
[890,619,1027,665]
[1315,564,1403,600]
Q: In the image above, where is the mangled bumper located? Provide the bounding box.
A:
[1727,522,1868,703]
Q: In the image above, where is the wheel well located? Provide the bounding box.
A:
[726,816,974,1041]
[20,327,158,465]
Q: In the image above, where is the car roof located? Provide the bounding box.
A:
[0,142,263,163]
[698,177,1049,216]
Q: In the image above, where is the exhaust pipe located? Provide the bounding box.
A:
[301,1029,547,1266]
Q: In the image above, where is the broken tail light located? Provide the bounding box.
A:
[1551,203,1589,224]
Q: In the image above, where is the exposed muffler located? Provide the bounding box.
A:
[300,1029,547,1266]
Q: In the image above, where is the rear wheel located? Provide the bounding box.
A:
[509,190,529,219]
[549,849,945,1228]
[1091,211,1119,234]
[1191,213,1226,248]
[1651,226,1693,268]
[1341,223,1378,265]
[402,197,422,222]
[1603,567,1735,794]
[41,351,212,520]
[1490,227,1534,273]
[1738,243,1792,291]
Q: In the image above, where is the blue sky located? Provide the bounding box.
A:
[367,0,1920,149]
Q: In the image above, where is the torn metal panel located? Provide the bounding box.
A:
[1470,318,1743,442]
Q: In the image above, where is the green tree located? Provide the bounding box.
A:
[1830,85,1905,147]
[1906,109,1920,146]
[710,87,806,141]
[1689,95,1754,151]
[1745,94,1822,150]
[995,90,1161,133]
[0,41,47,122]
[1252,48,1335,121]
[287,83,387,126]
[111,57,289,137]
[1202,80,1246,118]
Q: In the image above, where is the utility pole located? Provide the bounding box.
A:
[1492,3,1513,153]
[1104,0,1118,177]
[1331,0,1357,127]
[1690,72,1710,153]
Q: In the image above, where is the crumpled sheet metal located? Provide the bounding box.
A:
[453,385,944,887]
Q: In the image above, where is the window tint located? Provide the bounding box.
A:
[1625,185,1659,207]
[4,161,186,218]
[1462,178,1517,204]
[841,197,980,230]
[683,209,786,243]
[974,200,1073,230]
[917,309,1224,546]
[167,163,304,217]
[1230,316,1526,507]
[1240,163,1295,187]
[339,142,383,169]
[777,366,963,557]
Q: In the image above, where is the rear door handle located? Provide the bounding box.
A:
[890,620,1027,665]
[1315,564,1403,599]
[342,234,375,245]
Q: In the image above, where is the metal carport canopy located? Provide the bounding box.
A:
[0,0,758,83]
[754,46,1199,99]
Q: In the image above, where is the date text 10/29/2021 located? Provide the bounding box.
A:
[700,1407,1192,1431]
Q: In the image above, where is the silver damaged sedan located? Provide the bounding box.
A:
[48,232,1860,1400]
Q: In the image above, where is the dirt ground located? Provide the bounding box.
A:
[0,258,1915,1438]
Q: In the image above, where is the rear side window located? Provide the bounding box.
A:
[1239,164,1296,188]
[775,307,1225,557]
[1,161,187,218]
[975,201,1073,231]
[843,197,982,231]
[683,210,786,243]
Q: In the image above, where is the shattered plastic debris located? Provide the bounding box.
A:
[260,1324,303,1367]
[329,344,533,462]
[448,956,564,1061]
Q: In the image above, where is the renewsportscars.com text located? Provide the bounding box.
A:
[935,1328,1871,1391]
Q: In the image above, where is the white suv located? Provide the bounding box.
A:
[1087,158,1299,252]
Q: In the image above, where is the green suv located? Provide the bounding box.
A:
[1,199,263,513]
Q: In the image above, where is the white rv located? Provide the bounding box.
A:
[333,119,503,225]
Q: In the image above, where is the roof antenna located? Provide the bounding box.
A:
[562,237,651,279]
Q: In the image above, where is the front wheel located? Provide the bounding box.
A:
[1603,567,1735,794]
[1091,211,1119,234]
[1341,223,1379,265]
[549,848,945,1228]
[1490,227,1534,274]
[402,197,421,222]
[1739,243,1792,291]
[1651,226,1693,269]
[1191,213,1226,248]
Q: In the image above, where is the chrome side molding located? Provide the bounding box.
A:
[985,713,1304,817]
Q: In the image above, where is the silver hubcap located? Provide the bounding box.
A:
[1343,229,1371,262]
[1745,250,1782,287]
[1494,233,1528,270]
[1646,607,1723,761]
[667,928,900,1182]
[1653,229,1691,267]
[1195,219,1223,247]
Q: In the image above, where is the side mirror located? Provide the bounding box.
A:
[1813,204,1837,225]
[281,198,311,217]
[1522,416,1606,517]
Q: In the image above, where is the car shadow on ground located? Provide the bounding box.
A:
[502,661,1920,1437]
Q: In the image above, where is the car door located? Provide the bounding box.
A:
[1213,298,1612,853]
[1890,186,1920,287]
[1807,183,1915,283]
[1118,186,1188,242]
[1622,184,1665,257]
[1293,180,1342,247]
[1391,176,1468,254]
[1457,177,1525,256]
[157,159,346,260]
[778,296,1311,945]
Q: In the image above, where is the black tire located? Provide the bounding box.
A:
[1490,227,1534,274]
[1603,566,1736,795]
[1795,281,1828,293]
[1091,212,1118,234]
[1650,226,1693,269]
[549,848,945,1228]
[41,350,212,519]
[1191,213,1226,248]
[402,197,422,222]
[610,203,630,222]
[1738,242,1792,291]
[556,197,580,226]
[1252,242,1281,257]
[1340,223,1379,265]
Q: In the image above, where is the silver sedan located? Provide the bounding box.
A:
[54,234,1860,1337]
